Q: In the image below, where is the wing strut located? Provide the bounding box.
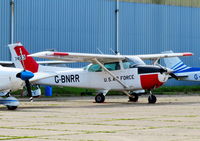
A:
[93,58,133,98]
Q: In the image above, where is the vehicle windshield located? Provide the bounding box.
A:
[122,57,145,69]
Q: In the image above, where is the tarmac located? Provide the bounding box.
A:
[0,95,200,141]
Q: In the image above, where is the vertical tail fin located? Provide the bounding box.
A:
[8,42,39,73]
[162,51,191,72]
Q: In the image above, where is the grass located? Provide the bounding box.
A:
[80,130,117,134]
[11,85,200,97]
[153,85,200,94]
[0,135,38,140]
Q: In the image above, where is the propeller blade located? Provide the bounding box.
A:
[169,72,179,80]
[16,70,34,97]
[25,80,32,97]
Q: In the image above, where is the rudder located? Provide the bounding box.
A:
[9,42,39,73]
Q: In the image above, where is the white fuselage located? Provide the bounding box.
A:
[35,67,168,91]
[0,67,24,92]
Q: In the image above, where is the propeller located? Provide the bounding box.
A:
[16,70,34,97]
[156,64,179,80]
[168,71,179,80]
[16,48,34,97]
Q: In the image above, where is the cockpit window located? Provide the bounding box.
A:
[123,57,145,69]
[88,64,102,72]
[104,62,120,71]
[88,62,120,72]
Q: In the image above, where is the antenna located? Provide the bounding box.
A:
[97,48,104,54]
[110,48,115,55]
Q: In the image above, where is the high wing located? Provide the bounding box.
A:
[29,51,193,63]
[29,51,125,63]
[0,60,71,67]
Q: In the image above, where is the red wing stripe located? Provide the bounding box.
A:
[183,53,193,56]
[53,52,69,56]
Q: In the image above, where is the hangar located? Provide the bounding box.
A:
[1,0,200,86]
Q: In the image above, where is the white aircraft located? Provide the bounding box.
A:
[8,43,192,105]
[163,51,200,81]
[0,66,34,110]
[0,44,68,110]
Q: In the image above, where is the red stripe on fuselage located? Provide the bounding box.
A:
[140,74,164,90]
[14,46,39,73]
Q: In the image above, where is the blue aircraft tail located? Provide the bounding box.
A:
[162,51,191,72]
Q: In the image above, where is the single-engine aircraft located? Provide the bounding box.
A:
[9,43,192,104]
[0,65,34,110]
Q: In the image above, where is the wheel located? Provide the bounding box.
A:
[95,93,105,103]
[148,95,157,104]
[129,95,139,102]
[6,105,18,110]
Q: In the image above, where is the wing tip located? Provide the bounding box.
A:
[183,53,193,56]
[53,52,69,56]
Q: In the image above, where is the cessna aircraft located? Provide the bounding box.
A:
[0,45,68,110]
[163,51,200,81]
[0,66,34,110]
[8,42,193,105]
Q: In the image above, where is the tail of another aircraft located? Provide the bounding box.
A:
[162,51,191,72]
[9,42,39,73]
[9,42,68,73]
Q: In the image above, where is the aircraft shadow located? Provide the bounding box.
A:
[0,100,199,112]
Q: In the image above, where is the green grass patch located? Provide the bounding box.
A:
[11,85,200,97]
[80,130,116,134]
[153,85,200,94]
[0,135,38,140]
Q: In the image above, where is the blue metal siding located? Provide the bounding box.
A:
[1,0,200,86]
[14,0,115,55]
[0,0,11,60]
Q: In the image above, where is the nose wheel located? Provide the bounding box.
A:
[148,94,157,104]
[95,93,105,103]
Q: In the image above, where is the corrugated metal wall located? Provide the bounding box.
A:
[0,0,11,60]
[1,0,200,86]
[14,0,115,54]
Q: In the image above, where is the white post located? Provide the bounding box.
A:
[115,0,120,55]
[10,0,14,44]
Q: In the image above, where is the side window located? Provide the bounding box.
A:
[104,62,120,71]
[88,64,102,72]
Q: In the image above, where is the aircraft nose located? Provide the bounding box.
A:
[138,65,169,90]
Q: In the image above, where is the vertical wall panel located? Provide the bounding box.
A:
[14,0,115,55]
[0,0,11,60]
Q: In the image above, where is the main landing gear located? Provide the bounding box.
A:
[128,91,157,104]
[95,93,105,103]
[94,90,157,104]
[128,93,139,102]
[95,90,108,103]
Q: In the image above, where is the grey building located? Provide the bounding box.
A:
[1,0,200,86]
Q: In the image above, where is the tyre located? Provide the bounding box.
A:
[129,95,139,102]
[148,95,157,104]
[7,105,18,110]
[95,93,105,103]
